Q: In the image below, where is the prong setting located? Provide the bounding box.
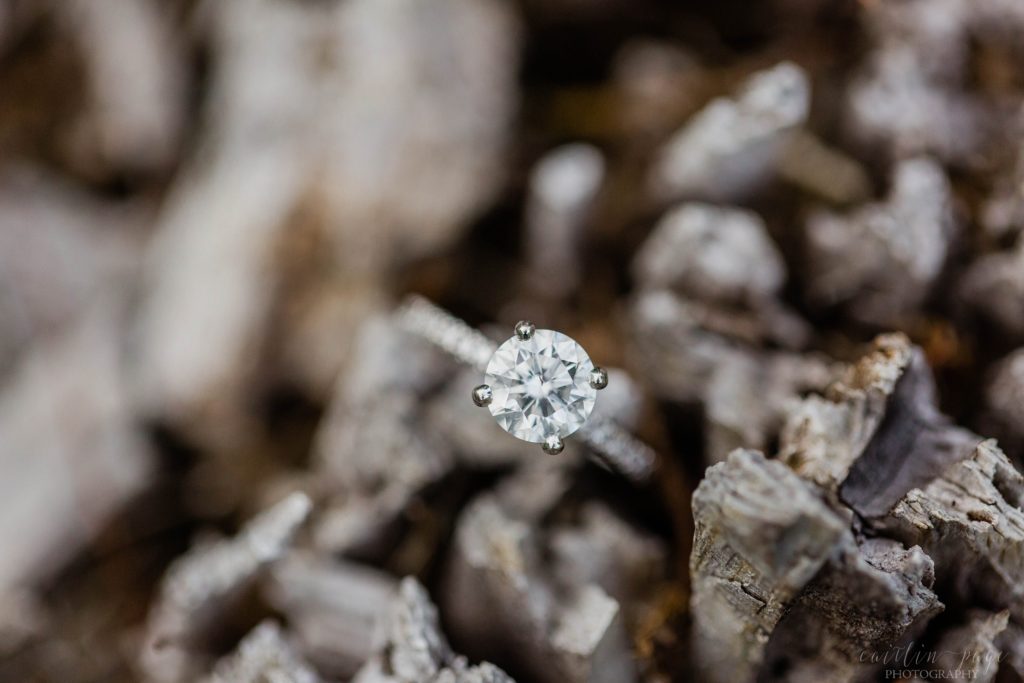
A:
[514,320,535,341]
[472,384,493,407]
[589,367,609,390]
[542,435,564,455]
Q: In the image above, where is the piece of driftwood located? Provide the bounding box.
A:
[982,348,1024,456]
[780,334,915,492]
[627,198,828,464]
[768,333,1024,680]
[959,236,1024,341]
[781,332,979,515]
[982,135,1024,239]
[804,158,956,325]
[688,331,1024,682]
[0,167,144,375]
[649,62,810,202]
[441,467,640,683]
[11,0,1024,680]
[632,203,786,307]
[844,0,1021,168]
[263,552,398,679]
[873,440,1024,620]
[201,620,321,683]
[689,448,847,683]
[0,309,152,595]
[353,577,514,683]
[629,290,831,464]
[759,537,942,682]
[138,492,312,683]
[135,0,520,448]
[57,0,184,178]
[522,144,604,303]
[312,314,453,557]
[932,610,1008,683]
[549,502,666,613]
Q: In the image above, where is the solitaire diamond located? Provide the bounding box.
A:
[484,329,598,443]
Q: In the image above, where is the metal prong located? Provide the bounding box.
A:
[542,435,564,455]
[472,384,493,407]
[514,320,535,341]
[589,367,608,390]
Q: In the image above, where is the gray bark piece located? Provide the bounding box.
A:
[759,538,943,683]
[523,144,605,301]
[133,0,315,450]
[442,473,638,683]
[312,314,453,556]
[316,0,520,273]
[705,350,834,466]
[0,309,153,596]
[689,449,847,683]
[846,42,988,166]
[649,62,809,202]
[0,168,144,377]
[997,621,1024,680]
[0,589,46,659]
[134,0,519,447]
[628,291,819,403]
[843,0,1015,167]
[629,290,831,464]
[58,0,185,176]
[353,577,515,683]
[632,203,786,306]
[983,348,1024,453]
[981,138,1024,240]
[778,329,903,491]
[932,610,1008,683]
[201,621,321,683]
[549,585,635,683]
[139,493,312,683]
[873,440,1024,621]
[780,333,979,516]
[804,158,956,325]
[549,502,666,610]
[959,237,1024,340]
[263,553,398,679]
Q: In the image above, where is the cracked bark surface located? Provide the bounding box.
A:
[693,334,1024,682]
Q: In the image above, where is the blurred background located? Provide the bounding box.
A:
[2,0,1024,681]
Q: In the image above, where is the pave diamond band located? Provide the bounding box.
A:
[397,295,656,482]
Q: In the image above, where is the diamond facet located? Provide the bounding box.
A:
[484,329,597,443]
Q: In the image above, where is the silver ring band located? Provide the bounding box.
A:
[396,294,657,482]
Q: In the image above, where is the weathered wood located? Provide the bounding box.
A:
[759,538,942,682]
[201,621,321,683]
[263,552,398,679]
[353,578,514,683]
[442,468,640,683]
[933,610,1008,683]
[649,62,809,202]
[873,440,1024,620]
[804,159,956,326]
[779,332,980,518]
[689,449,846,683]
[139,493,312,683]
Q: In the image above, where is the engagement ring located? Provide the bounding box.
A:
[397,295,656,482]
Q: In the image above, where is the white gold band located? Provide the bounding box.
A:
[396,294,656,482]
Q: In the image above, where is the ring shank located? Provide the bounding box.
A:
[396,294,656,482]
